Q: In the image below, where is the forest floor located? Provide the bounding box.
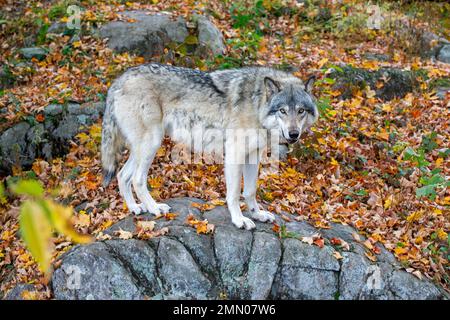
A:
[0,0,449,299]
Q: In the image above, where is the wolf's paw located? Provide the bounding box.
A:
[251,210,275,223]
[129,203,145,215]
[137,203,171,216]
[156,203,171,214]
[232,217,256,230]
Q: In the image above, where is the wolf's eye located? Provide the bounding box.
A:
[279,109,287,115]
[298,108,305,114]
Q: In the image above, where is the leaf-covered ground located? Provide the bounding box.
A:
[0,0,449,298]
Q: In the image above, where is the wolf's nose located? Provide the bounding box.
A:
[289,130,300,139]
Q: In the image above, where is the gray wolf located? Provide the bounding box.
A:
[101,63,318,230]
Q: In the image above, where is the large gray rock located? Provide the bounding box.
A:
[98,11,225,59]
[194,14,226,56]
[437,45,450,64]
[48,197,448,300]
[52,242,145,299]
[0,101,105,175]
[98,11,186,59]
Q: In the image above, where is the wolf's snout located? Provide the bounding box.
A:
[289,130,300,140]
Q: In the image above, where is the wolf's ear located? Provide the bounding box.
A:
[304,75,316,94]
[264,77,281,99]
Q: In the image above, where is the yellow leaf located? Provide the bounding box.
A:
[211,199,226,206]
[72,41,81,48]
[286,193,296,203]
[44,200,92,243]
[365,251,377,262]
[435,158,443,167]
[19,200,53,274]
[437,229,448,241]
[330,157,339,166]
[196,223,208,234]
[164,212,178,220]
[394,247,408,255]
[74,211,90,227]
[384,196,393,209]
[376,130,389,141]
[191,202,215,212]
[415,236,423,245]
[406,210,423,223]
[361,60,379,70]
[382,103,392,112]
[317,57,328,68]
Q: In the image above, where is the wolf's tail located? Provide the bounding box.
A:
[101,96,123,187]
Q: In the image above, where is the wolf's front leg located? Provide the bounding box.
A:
[225,162,256,230]
[243,163,275,223]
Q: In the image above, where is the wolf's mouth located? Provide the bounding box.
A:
[280,133,298,145]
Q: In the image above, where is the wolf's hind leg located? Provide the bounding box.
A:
[118,155,143,214]
[243,163,275,223]
[131,127,171,215]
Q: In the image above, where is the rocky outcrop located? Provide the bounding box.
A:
[330,65,419,101]
[0,102,105,175]
[50,197,448,300]
[418,31,450,64]
[97,11,226,59]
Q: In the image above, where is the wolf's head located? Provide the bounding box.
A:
[261,76,318,144]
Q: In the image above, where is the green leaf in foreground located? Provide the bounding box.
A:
[11,180,44,197]
[19,200,53,274]
[0,183,6,205]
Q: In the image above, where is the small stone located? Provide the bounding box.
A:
[19,47,48,60]
[437,45,450,64]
